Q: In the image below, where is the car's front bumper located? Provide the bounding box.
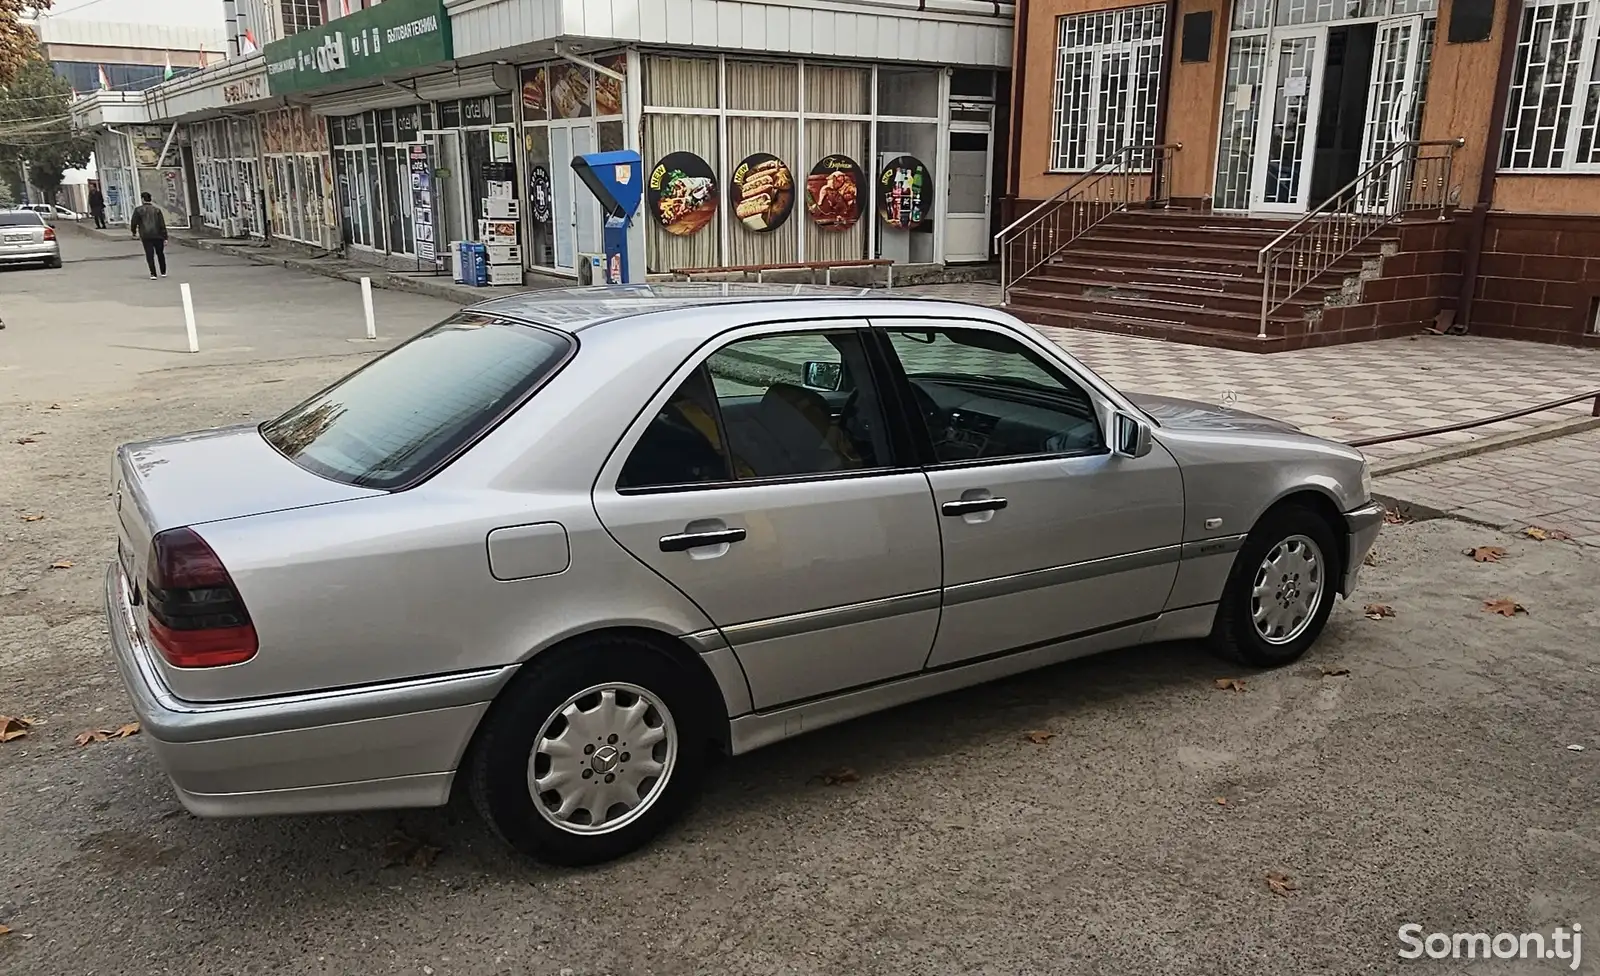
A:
[103,562,515,817]
[0,242,59,263]
[1341,501,1385,594]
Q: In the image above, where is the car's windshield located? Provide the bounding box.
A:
[261,312,572,489]
[0,213,43,227]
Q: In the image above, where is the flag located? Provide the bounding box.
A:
[163,51,174,80]
[97,65,111,90]
[239,29,259,55]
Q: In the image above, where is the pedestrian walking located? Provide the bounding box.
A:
[88,184,107,229]
[130,192,169,280]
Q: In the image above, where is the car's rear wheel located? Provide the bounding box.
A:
[44,257,61,269]
[1210,503,1341,667]
[467,635,709,866]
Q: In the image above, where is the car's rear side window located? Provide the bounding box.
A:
[262,312,572,489]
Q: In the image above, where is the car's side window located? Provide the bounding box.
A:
[883,326,1106,464]
[617,365,735,489]
[704,331,893,478]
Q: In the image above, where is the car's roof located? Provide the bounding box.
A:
[467,283,991,333]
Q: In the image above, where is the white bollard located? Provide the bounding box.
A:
[361,276,377,340]
[180,283,199,353]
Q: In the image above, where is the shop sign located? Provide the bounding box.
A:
[647,152,717,237]
[877,155,931,230]
[731,153,795,233]
[806,154,864,232]
[264,0,453,97]
[529,165,552,224]
[223,74,267,104]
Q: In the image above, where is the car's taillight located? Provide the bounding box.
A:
[43,227,55,241]
[144,527,258,668]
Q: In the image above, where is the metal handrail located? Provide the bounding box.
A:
[995,143,1182,304]
[1255,137,1464,339]
[1348,388,1600,448]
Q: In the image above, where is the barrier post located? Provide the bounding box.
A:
[180,283,199,353]
[361,277,377,340]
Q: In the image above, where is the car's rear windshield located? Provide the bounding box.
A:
[0,213,42,226]
[261,312,572,489]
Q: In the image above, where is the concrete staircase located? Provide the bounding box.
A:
[1004,209,1399,352]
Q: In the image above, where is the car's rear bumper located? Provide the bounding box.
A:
[103,562,516,817]
[1341,501,1384,594]
[0,243,58,263]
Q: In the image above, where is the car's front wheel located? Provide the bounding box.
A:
[1210,503,1341,667]
[467,635,709,866]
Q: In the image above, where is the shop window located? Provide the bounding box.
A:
[1499,0,1600,171]
[598,121,625,153]
[379,109,397,144]
[522,67,549,121]
[726,116,799,266]
[727,61,799,112]
[420,103,436,130]
[439,100,462,128]
[548,65,594,119]
[1049,4,1166,171]
[462,97,494,126]
[641,113,720,273]
[524,126,555,268]
[805,118,869,264]
[396,107,420,143]
[494,93,516,124]
[643,56,718,109]
[804,65,869,115]
[949,69,994,98]
[877,67,940,118]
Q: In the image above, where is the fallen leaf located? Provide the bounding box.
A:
[49,560,73,569]
[1383,509,1410,525]
[1214,678,1247,692]
[1363,549,1378,567]
[1330,414,1349,421]
[1464,546,1506,563]
[48,403,61,410]
[15,437,36,445]
[381,832,442,869]
[1523,526,1572,542]
[0,716,33,743]
[1568,744,1586,752]
[74,723,138,747]
[1214,797,1228,805]
[818,767,860,786]
[115,722,140,738]
[1023,730,1055,745]
[1266,871,1298,897]
[1319,666,1351,677]
[1482,598,1528,617]
[20,514,46,522]
[0,924,9,936]
[1363,603,1395,619]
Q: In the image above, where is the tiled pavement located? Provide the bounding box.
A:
[900,282,1600,462]
[1375,429,1600,546]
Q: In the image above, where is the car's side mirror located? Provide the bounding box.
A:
[802,361,843,392]
[1111,412,1153,458]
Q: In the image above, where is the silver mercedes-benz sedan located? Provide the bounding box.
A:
[105,285,1381,865]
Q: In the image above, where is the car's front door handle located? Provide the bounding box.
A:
[941,496,1008,516]
[659,527,748,552]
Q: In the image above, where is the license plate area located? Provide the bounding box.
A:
[3,234,29,243]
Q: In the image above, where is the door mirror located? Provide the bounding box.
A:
[1112,412,1153,458]
[802,361,843,392]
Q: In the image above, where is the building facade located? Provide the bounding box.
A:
[71,0,1015,284]
[1003,0,1600,347]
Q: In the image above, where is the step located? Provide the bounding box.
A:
[1010,304,1291,352]
[1007,288,1304,330]
[1011,277,1332,316]
[1029,263,1348,300]
[1046,245,1375,278]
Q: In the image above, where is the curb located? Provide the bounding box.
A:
[1368,414,1600,478]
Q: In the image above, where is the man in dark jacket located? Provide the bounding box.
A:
[88,185,106,228]
[130,192,168,280]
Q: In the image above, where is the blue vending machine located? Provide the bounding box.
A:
[570,150,643,285]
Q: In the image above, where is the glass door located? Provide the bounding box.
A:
[571,123,600,258]
[1249,26,1328,213]
[422,130,468,253]
[548,124,575,271]
[944,125,994,263]
[1357,14,1425,212]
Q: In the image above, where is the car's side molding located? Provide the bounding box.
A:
[944,545,1183,607]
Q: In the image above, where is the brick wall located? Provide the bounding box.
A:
[1468,214,1600,347]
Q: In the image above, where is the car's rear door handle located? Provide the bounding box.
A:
[659,527,747,552]
[941,496,1008,516]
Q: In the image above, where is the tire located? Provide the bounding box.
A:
[1209,503,1342,668]
[45,257,62,269]
[468,635,710,866]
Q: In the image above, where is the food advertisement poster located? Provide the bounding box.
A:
[805,154,864,231]
[549,64,592,119]
[520,67,547,120]
[594,54,625,117]
[877,155,931,230]
[731,154,795,233]
[647,152,717,237]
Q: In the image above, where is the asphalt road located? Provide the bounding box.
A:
[1,234,1597,975]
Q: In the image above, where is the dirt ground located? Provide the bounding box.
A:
[1,239,1597,975]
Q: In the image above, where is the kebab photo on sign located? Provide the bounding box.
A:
[732,154,795,233]
[647,152,718,237]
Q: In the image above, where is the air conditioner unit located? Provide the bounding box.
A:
[576,252,604,285]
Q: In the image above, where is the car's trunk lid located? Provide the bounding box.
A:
[113,424,382,593]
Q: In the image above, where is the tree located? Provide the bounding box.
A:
[0,43,92,203]
[2,1,51,85]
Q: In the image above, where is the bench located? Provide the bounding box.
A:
[669,258,895,288]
